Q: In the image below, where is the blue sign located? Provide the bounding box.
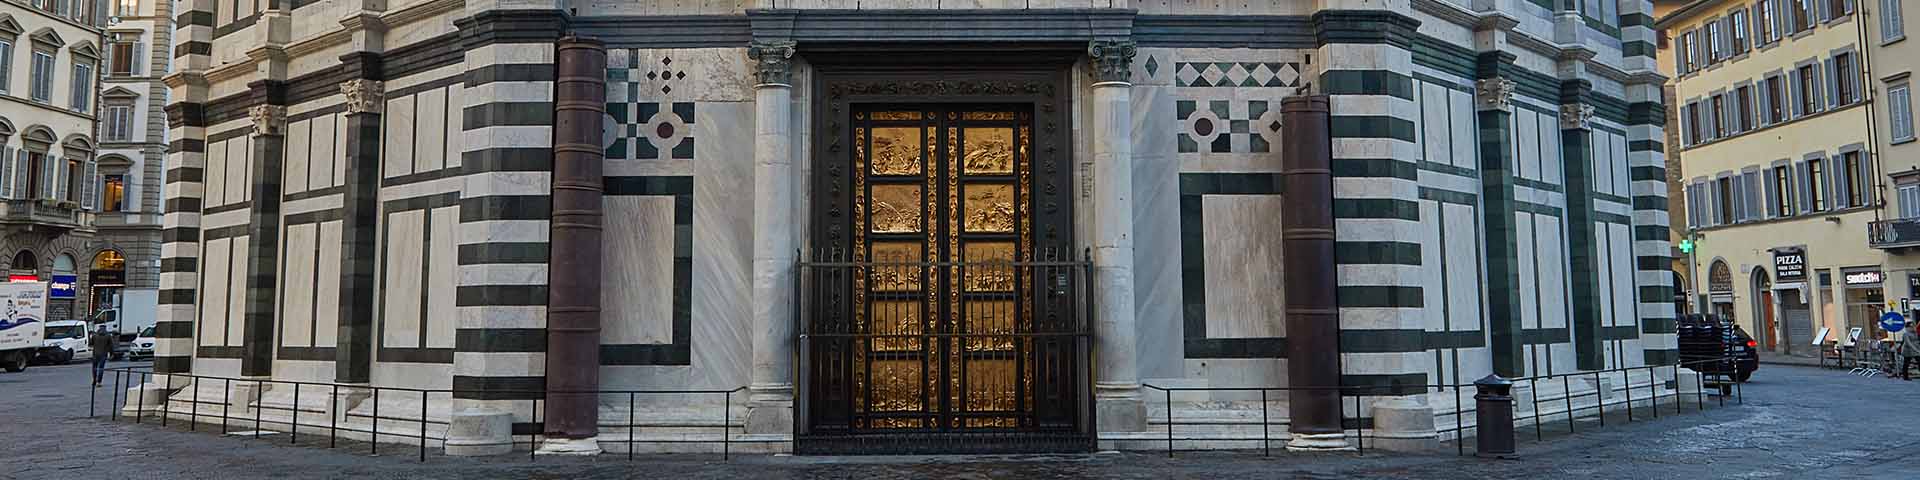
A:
[1881,311,1906,333]
[49,275,75,299]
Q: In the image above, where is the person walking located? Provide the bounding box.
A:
[1901,326,1920,381]
[89,324,113,387]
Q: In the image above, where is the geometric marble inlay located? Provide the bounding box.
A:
[1175,62,1302,88]
[1177,99,1276,154]
[606,101,696,161]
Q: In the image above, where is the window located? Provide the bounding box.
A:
[104,106,132,141]
[101,174,124,212]
[1901,184,1920,219]
[1765,76,1788,123]
[1736,85,1755,131]
[1708,20,1725,63]
[1885,0,1907,42]
[1809,158,1827,210]
[1798,64,1820,114]
[1680,31,1698,73]
[1687,102,1705,145]
[25,153,43,198]
[108,39,135,76]
[70,63,92,111]
[0,42,11,94]
[1732,9,1751,54]
[64,158,79,203]
[30,51,53,102]
[1712,95,1729,138]
[1718,177,1736,223]
[1892,82,1914,141]
[1775,166,1795,216]
[1843,151,1867,207]
[1835,53,1858,104]
[1794,0,1815,31]
[1829,0,1853,18]
[114,0,137,16]
[1759,0,1778,42]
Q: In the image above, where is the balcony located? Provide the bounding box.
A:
[1869,218,1920,251]
[0,199,92,231]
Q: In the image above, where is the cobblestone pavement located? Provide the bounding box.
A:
[3,362,1916,479]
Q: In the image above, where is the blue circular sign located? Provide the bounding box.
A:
[1881,312,1906,333]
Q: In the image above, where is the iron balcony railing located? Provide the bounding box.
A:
[1869,217,1920,249]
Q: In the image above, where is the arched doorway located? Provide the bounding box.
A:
[90,250,125,326]
[1752,268,1776,350]
[9,250,38,281]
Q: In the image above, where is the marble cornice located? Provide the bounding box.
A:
[1416,0,1647,86]
[284,0,461,61]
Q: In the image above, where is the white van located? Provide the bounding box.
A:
[0,282,50,372]
[37,320,91,364]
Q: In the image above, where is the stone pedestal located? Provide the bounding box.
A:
[121,383,171,417]
[1369,395,1438,453]
[1286,433,1353,451]
[537,436,602,456]
[326,385,371,422]
[445,409,516,456]
[1511,381,1537,416]
[1095,396,1146,433]
[227,380,269,413]
[1584,375,1616,402]
[745,400,794,435]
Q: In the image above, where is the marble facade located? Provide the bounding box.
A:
[151,0,1676,456]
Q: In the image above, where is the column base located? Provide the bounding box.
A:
[227,380,269,413]
[120,384,172,417]
[1285,432,1354,451]
[445,409,515,456]
[327,385,371,422]
[536,436,602,456]
[745,404,793,435]
[1095,396,1146,432]
[1368,396,1438,453]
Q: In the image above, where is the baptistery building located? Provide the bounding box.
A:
[144,0,1678,455]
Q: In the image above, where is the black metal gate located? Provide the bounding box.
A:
[794,103,1093,454]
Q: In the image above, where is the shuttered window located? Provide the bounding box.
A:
[1892,82,1915,142]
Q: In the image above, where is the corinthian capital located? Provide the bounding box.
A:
[340,79,386,115]
[747,40,797,87]
[1475,77,1515,112]
[249,105,287,136]
[1087,40,1137,84]
[1559,102,1595,130]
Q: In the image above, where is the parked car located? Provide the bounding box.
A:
[128,326,155,361]
[1678,313,1759,384]
[34,320,91,365]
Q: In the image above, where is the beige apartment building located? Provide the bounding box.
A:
[1868,0,1920,337]
[1662,0,1881,355]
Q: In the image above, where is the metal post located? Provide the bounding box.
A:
[292,383,300,444]
[138,372,148,422]
[1564,375,1574,434]
[1623,370,1633,422]
[1674,363,1683,414]
[255,379,264,435]
[1474,375,1516,457]
[1594,371,1604,427]
[530,399,539,462]
[191,376,200,432]
[372,388,380,456]
[420,390,428,462]
[1648,368,1658,419]
[628,392,636,461]
[1453,386,1464,456]
[1165,387,1173,457]
[162,373,171,427]
[1531,378,1541,441]
[222,378,231,434]
[330,384,339,448]
[723,389,733,461]
[90,367,98,417]
[1260,389,1270,457]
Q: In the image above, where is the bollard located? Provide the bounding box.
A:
[1474,374,1516,457]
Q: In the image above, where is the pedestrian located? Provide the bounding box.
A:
[89,324,113,387]
[1901,327,1920,381]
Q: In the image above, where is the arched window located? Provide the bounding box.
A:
[91,250,122,271]
[11,250,36,272]
[52,253,72,274]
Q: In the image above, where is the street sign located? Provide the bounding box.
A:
[1881,311,1906,334]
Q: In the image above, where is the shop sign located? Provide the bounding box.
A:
[7,274,38,282]
[89,269,124,286]
[1845,271,1884,285]
[48,275,74,299]
[1773,250,1807,283]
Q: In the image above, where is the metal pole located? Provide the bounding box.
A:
[420,391,428,462]
[723,390,733,461]
[255,379,264,435]
[191,375,200,432]
[137,372,147,422]
[330,384,338,448]
[292,384,300,444]
[1594,371,1604,427]
[162,373,171,427]
[1624,370,1633,423]
[628,392,636,461]
[372,388,380,456]
[90,367,98,417]
[1454,386,1464,456]
[222,378,231,434]
[1564,375,1574,434]
[1531,378,1541,441]
[1260,389,1270,457]
[1165,388,1173,457]
[1648,367,1658,419]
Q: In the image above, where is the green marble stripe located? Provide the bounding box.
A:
[1341,373,1430,396]
[1321,70,1414,100]
[1514,201,1563,217]
[1592,123,1627,136]
[1627,102,1667,126]
[1642,317,1678,334]
[1631,165,1665,181]
[1338,329,1487,352]
[1595,211,1634,225]
[1336,241,1422,265]
[1424,330,1486,349]
[1629,140,1664,152]
[1561,127,1606,370]
[1337,285,1424,308]
[1509,67,1560,103]
[1334,198,1420,220]
[1411,72,1469,92]
[1594,192,1631,204]
[1644,348,1679,366]
[1514,177,1564,193]
[1622,41,1656,59]
[1634,225,1668,241]
[1412,34,1476,79]
[1330,115,1417,142]
[1633,196,1669,211]
[1638,255,1674,270]
[1522,327,1570,345]
[1592,92,1630,124]
[1620,12,1657,28]
[1419,187,1477,205]
[1419,160,1477,178]
[1638,285,1676,301]
[1602,325,1640,340]
[1178,172,1285,360]
[1334,157,1419,180]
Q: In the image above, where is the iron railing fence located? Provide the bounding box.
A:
[1142,356,1747,457]
[92,367,774,462]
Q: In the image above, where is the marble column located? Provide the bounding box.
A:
[745,40,797,434]
[1088,40,1145,432]
[334,78,384,386]
[240,100,285,379]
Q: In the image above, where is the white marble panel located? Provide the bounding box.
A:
[199,238,231,347]
[1420,200,1446,333]
[427,206,459,349]
[282,223,317,348]
[286,118,312,194]
[205,139,227,205]
[1593,130,1615,196]
[227,239,249,347]
[1420,82,1451,164]
[332,113,348,188]
[1515,109,1540,181]
[1595,229,1614,328]
[1539,111,1562,185]
[384,94,418,178]
[1184,358,1286,402]
[685,100,753,390]
[618,48,754,103]
[416,86,449,173]
[232,138,252,203]
[1132,82,1183,379]
[1201,195,1285,339]
[1535,215,1568,330]
[1611,224,1637,329]
[1611,133,1631,196]
[602,196,676,345]
[314,220,343,346]
[444,84,465,172]
[1449,89,1477,169]
[382,209,426,349]
[1443,203,1484,332]
[1516,214,1539,332]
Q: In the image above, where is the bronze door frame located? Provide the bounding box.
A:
[797,48,1088,454]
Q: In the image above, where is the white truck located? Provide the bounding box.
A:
[0,282,49,372]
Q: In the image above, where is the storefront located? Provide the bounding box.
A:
[1771,248,1812,355]
[89,250,125,321]
[1843,269,1887,340]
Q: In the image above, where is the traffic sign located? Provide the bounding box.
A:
[1881,311,1906,333]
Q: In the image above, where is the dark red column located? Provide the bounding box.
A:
[1282,95,1341,440]
[544,36,606,440]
